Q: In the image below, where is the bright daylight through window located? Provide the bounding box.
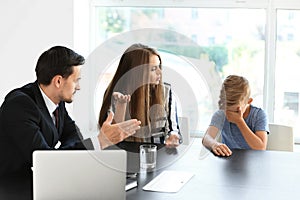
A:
[73,1,300,141]
[92,7,266,136]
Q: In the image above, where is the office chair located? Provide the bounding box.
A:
[178,117,190,145]
[267,123,294,152]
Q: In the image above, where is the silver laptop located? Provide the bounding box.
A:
[32,150,127,200]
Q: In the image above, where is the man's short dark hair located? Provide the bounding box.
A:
[35,46,85,85]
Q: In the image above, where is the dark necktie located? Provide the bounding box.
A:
[53,107,59,129]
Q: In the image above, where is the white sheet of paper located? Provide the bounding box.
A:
[142,170,194,193]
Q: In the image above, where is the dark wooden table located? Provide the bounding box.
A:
[1,138,300,200]
[126,138,300,200]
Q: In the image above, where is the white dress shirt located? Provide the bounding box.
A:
[38,86,101,150]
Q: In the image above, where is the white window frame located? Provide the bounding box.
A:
[74,0,300,141]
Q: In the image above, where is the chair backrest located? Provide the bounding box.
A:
[267,123,294,152]
[178,117,190,145]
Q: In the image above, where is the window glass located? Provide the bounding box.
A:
[94,7,266,136]
[275,10,300,140]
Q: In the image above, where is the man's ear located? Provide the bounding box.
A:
[52,75,63,88]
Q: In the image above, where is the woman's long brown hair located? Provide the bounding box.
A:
[98,43,164,141]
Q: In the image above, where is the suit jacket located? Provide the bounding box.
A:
[0,81,93,176]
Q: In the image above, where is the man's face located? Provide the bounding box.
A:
[59,66,81,103]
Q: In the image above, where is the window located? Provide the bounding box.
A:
[90,6,265,136]
[94,49,217,135]
[73,0,300,141]
[275,9,300,138]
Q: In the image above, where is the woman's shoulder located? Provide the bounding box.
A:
[162,82,171,96]
[163,82,171,88]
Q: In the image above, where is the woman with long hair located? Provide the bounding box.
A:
[98,43,181,148]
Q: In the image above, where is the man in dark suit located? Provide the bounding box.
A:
[0,46,141,176]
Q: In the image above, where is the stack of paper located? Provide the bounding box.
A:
[143,170,194,193]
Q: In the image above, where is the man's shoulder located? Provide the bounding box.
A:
[0,82,40,121]
[4,82,37,104]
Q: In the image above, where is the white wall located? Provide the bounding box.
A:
[0,0,74,104]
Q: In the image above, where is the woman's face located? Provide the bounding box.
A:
[149,55,161,85]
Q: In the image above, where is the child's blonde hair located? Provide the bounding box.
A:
[218,75,251,110]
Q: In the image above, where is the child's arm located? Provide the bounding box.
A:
[226,107,267,150]
[202,126,232,156]
[235,120,267,150]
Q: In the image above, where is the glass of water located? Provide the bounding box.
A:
[140,144,157,171]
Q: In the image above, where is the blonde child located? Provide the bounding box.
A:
[202,75,269,156]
